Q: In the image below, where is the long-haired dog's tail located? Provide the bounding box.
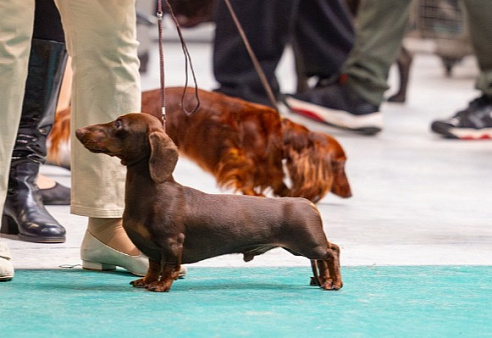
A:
[47,107,71,169]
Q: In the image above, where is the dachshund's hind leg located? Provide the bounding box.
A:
[317,243,343,290]
[310,260,321,286]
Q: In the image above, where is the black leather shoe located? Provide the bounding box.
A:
[2,163,66,243]
[40,182,71,205]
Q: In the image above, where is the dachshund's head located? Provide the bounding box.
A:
[76,113,178,183]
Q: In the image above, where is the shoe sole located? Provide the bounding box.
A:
[285,97,383,135]
[82,260,118,272]
[82,260,187,278]
[431,123,492,140]
[82,260,188,279]
[82,259,146,277]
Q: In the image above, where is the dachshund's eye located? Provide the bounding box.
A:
[114,120,123,130]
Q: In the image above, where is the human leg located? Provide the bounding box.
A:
[0,0,36,279]
[293,0,354,85]
[1,0,68,242]
[286,0,412,134]
[55,0,147,275]
[431,0,492,139]
[33,0,71,206]
[1,38,68,242]
[213,0,297,106]
[0,0,34,215]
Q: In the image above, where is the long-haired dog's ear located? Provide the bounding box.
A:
[148,130,179,183]
[281,119,331,203]
[329,140,352,198]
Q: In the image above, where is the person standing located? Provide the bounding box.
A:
[285,0,492,139]
[0,0,147,278]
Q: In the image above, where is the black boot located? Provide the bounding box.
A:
[1,39,68,243]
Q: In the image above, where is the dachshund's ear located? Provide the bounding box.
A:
[148,130,179,183]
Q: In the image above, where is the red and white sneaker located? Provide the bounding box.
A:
[284,80,382,135]
[431,95,492,140]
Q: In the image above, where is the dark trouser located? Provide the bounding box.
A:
[213,0,354,106]
[293,0,353,79]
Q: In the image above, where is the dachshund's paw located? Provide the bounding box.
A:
[321,279,343,291]
[146,281,172,292]
[130,278,147,288]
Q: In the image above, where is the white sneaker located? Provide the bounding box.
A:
[0,241,14,281]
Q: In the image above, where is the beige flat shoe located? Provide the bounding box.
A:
[0,242,14,281]
[80,230,149,276]
[80,230,188,278]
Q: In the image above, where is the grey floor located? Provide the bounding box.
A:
[3,26,491,270]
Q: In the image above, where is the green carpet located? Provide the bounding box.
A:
[1,266,491,337]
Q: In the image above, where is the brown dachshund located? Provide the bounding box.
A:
[48,87,352,202]
[76,113,343,292]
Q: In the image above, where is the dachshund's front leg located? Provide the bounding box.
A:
[130,260,160,288]
[147,234,184,292]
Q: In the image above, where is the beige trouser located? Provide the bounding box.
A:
[54,0,141,217]
[0,0,140,218]
[0,0,34,209]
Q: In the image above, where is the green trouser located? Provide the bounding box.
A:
[342,0,492,106]
[463,0,492,97]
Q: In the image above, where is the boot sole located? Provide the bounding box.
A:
[1,215,66,243]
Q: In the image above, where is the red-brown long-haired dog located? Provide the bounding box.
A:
[48,87,352,202]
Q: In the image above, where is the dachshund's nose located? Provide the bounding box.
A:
[75,128,87,141]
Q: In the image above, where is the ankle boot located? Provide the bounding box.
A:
[1,39,68,243]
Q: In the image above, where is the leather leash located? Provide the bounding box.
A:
[155,0,201,127]
[154,0,276,126]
